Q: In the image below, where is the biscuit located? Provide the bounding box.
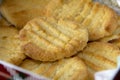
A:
[54,0,92,19]
[98,26,120,43]
[53,0,118,40]
[20,57,88,80]
[0,19,26,65]
[19,17,88,61]
[99,16,120,48]
[45,0,63,17]
[45,0,75,17]
[78,42,120,79]
[0,0,51,29]
[19,58,41,70]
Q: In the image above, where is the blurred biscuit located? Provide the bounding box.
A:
[0,19,26,65]
[19,58,41,70]
[45,0,74,17]
[20,57,88,80]
[54,0,92,19]
[53,0,118,40]
[45,0,63,17]
[19,17,88,61]
[0,0,51,29]
[78,42,120,79]
[98,27,120,43]
[99,16,120,48]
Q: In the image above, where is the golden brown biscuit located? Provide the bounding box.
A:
[20,57,88,80]
[45,0,63,17]
[99,16,120,48]
[45,0,74,17]
[118,16,120,25]
[0,19,26,65]
[54,0,91,19]
[19,58,41,70]
[0,0,51,29]
[78,42,120,79]
[98,26,120,43]
[53,0,118,40]
[19,17,88,61]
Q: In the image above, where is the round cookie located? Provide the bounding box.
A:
[19,17,88,61]
[0,19,26,65]
[20,57,88,80]
[78,42,120,79]
[53,0,118,40]
[0,0,50,29]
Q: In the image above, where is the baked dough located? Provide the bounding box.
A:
[0,19,26,65]
[20,57,88,80]
[78,42,120,79]
[19,17,88,61]
[0,0,50,29]
[53,0,118,40]
[99,16,120,48]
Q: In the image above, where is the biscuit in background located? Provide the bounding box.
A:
[45,0,75,17]
[78,42,120,79]
[45,0,63,17]
[53,0,92,19]
[53,0,118,41]
[20,57,88,80]
[98,16,120,48]
[0,0,51,29]
[0,19,26,65]
[19,17,88,61]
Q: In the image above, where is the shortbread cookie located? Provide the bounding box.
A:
[45,0,63,17]
[0,0,51,29]
[0,19,26,65]
[78,42,120,79]
[19,17,88,61]
[99,16,120,48]
[98,27,120,43]
[45,0,76,17]
[19,58,41,70]
[54,0,92,19]
[20,57,88,80]
[53,0,118,40]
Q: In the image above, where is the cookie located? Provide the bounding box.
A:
[0,19,26,65]
[53,0,118,40]
[45,0,63,17]
[78,42,120,79]
[19,17,88,61]
[45,0,75,17]
[54,0,92,19]
[20,57,88,80]
[0,0,51,29]
[99,16,120,48]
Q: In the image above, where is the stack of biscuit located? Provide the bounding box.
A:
[0,0,120,80]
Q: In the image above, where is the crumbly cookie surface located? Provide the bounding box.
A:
[78,42,120,78]
[0,19,26,65]
[0,0,51,29]
[53,0,118,40]
[20,17,88,61]
[20,57,88,80]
